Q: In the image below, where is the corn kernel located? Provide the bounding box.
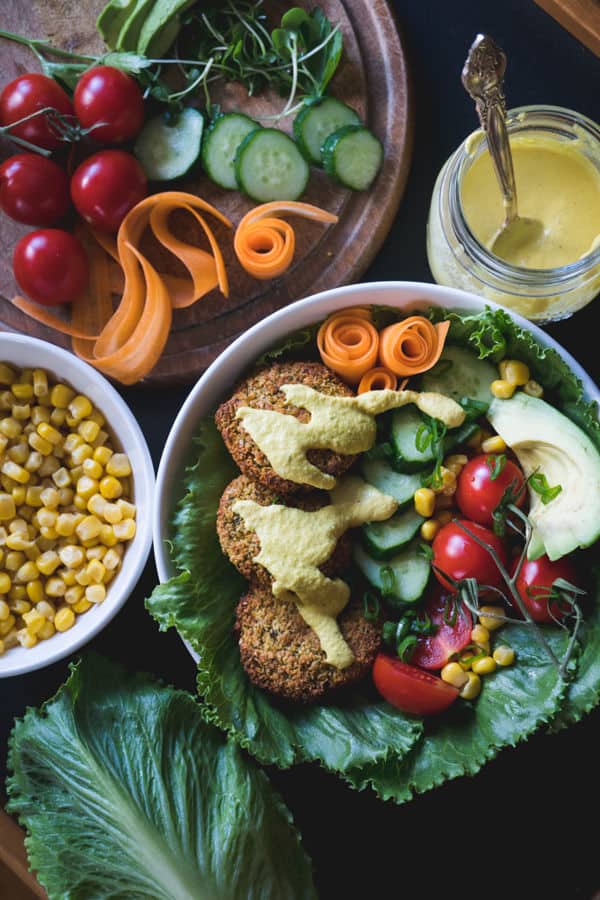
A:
[37,422,61,445]
[50,383,75,409]
[11,485,26,506]
[478,605,506,631]
[472,655,496,675]
[414,487,436,517]
[99,476,122,500]
[78,420,100,443]
[37,619,55,640]
[105,453,131,478]
[40,486,60,508]
[85,584,106,604]
[93,446,113,466]
[459,672,482,700]
[2,460,30,484]
[71,443,93,466]
[0,417,22,439]
[0,614,16,637]
[8,442,29,465]
[28,431,53,456]
[435,467,456,496]
[25,485,43,507]
[54,606,75,631]
[10,598,30,616]
[14,560,39,583]
[36,550,61,575]
[103,548,121,571]
[86,559,106,584]
[5,551,25,571]
[64,433,84,454]
[37,508,57,529]
[64,585,84,605]
[0,493,16,520]
[113,519,135,541]
[441,662,470,689]
[499,359,530,386]
[471,624,490,645]
[11,383,33,401]
[24,581,44,605]
[82,458,103,480]
[0,363,16,385]
[481,435,507,455]
[25,451,43,473]
[420,518,440,541]
[23,609,46,635]
[490,379,516,400]
[58,546,85,570]
[55,514,76,537]
[17,628,38,649]
[68,394,93,421]
[31,405,50,426]
[12,403,30,421]
[493,645,515,667]
[86,545,106,560]
[76,476,100,502]
[32,368,48,397]
[116,499,136,519]
[73,597,93,614]
[36,599,55,619]
[523,379,544,398]
[6,533,32,551]
[46,577,66,598]
[444,453,468,475]
[0,598,9,618]
[76,515,102,542]
[102,502,122,524]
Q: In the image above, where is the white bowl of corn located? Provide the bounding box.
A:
[0,333,154,677]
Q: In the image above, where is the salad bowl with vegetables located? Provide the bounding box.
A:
[149,281,600,803]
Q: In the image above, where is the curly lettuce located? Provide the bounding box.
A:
[146,306,600,802]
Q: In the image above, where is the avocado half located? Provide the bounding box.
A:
[487,392,600,561]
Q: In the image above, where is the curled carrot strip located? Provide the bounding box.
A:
[358,367,398,394]
[10,192,232,385]
[379,316,451,376]
[234,201,338,279]
[317,309,379,384]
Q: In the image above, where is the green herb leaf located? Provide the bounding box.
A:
[6,655,317,900]
[486,453,507,481]
[529,471,563,505]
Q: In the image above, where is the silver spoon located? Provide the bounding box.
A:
[462,34,544,263]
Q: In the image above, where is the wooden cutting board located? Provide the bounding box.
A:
[0,808,47,898]
[0,0,413,385]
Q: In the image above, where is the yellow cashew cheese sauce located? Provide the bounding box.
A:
[461,133,600,269]
[233,384,465,667]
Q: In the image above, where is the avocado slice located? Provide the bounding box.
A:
[96,0,140,50]
[136,0,196,57]
[487,392,600,561]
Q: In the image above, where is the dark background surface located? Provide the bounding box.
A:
[2,1,600,898]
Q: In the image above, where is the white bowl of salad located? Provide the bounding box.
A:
[149,281,600,804]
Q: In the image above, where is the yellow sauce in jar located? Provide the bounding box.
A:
[460,135,600,269]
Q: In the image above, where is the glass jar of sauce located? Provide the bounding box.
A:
[426,106,600,321]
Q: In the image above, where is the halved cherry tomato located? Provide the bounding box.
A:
[0,154,70,226]
[432,519,508,592]
[511,554,580,623]
[410,584,473,670]
[455,454,525,527]
[73,66,144,143]
[372,654,459,716]
[70,150,147,231]
[13,229,88,306]
[0,73,74,150]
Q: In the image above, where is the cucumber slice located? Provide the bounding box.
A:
[354,539,430,607]
[390,406,436,472]
[361,457,425,509]
[322,124,383,190]
[362,507,424,560]
[134,108,204,181]
[202,113,259,190]
[293,97,360,165]
[420,345,497,405]
[235,128,309,202]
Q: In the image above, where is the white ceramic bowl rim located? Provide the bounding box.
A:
[153,280,600,589]
[0,333,155,678]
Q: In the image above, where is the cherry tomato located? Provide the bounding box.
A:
[432,518,508,592]
[0,74,74,151]
[73,66,144,143]
[511,554,580,623]
[410,583,473,670]
[373,654,458,716]
[0,154,70,226]
[456,454,526,527]
[13,229,88,306]
[70,150,147,231]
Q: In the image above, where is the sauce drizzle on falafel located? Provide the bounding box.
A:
[236,385,465,489]
[233,475,398,668]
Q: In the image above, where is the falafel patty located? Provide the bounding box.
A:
[217,475,353,585]
[214,361,357,495]
[235,584,381,703]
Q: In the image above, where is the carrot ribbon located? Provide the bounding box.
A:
[379,316,451,377]
[358,367,398,394]
[316,308,379,384]
[11,192,232,385]
[234,201,338,280]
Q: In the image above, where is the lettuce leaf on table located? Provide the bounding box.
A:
[146,306,600,802]
[6,655,316,900]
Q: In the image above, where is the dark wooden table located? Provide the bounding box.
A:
[1,2,599,899]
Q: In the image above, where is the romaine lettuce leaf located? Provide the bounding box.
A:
[6,655,317,900]
[146,306,600,803]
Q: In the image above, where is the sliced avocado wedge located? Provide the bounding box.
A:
[487,392,600,561]
[115,0,156,51]
[96,0,140,49]
[137,0,196,57]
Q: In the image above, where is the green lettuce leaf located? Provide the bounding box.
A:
[146,305,600,803]
[147,420,423,772]
[6,655,316,900]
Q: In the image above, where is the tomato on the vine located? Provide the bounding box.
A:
[410,583,472,670]
[432,519,508,591]
[70,150,147,231]
[455,453,526,527]
[13,229,88,306]
[511,554,581,623]
[73,67,144,143]
[0,154,70,226]
[373,654,458,716]
[0,74,74,150]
